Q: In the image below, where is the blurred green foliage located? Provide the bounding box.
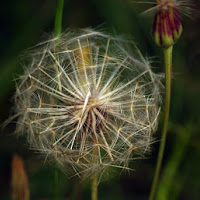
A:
[0,0,200,199]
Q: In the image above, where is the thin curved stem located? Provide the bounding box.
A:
[91,174,98,200]
[148,46,173,200]
[54,0,64,37]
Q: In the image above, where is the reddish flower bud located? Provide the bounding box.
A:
[153,1,182,48]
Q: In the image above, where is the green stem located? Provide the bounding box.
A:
[91,144,98,200]
[148,46,173,200]
[53,168,59,200]
[91,175,98,200]
[54,0,64,37]
[52,1,64,200]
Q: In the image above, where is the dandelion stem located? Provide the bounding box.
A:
[53,1,64,200]
[54,0,64,37]
[91,144,98,200]
[148,46,173,200]
[53,168,59,200]
[91,174,98,200]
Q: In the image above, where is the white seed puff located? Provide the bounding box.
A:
[14,29,162,177]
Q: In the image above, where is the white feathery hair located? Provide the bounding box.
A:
[13,29,162,177]
[138,0,192,17]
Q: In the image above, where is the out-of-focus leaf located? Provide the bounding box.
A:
[11,154,30,200]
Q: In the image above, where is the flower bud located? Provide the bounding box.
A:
[153,6,182,48]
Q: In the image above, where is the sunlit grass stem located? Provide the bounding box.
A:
[148,46,173,200]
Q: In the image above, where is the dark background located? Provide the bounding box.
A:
[0,0,200,199]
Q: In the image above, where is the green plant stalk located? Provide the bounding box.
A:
[53,168,59,200]
[53,1,64,200]
[91,175,98,200]
[54,0,64,37]
[148,46,173,200]
[91,143,98,200]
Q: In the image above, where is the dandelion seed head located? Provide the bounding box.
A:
[137,0,192,18]
[14,29,162,177]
